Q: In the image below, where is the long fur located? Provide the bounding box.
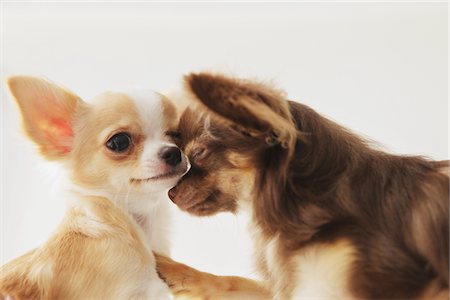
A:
[161,73,449,299]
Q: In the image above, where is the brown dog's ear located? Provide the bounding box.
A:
[184,73,297,149]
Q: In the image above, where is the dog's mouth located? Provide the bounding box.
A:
[130,170,184,184]
[168,187,221,214]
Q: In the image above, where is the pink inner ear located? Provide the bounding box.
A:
[38,117,74,154]
[49,117,73,138]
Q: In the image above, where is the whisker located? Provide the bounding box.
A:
[124,185,132,214]
[113,182,124,205]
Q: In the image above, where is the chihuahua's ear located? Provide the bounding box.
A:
[184,73,297,149]
[7,76,85,160]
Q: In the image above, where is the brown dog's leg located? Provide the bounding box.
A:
[154,253,271,299]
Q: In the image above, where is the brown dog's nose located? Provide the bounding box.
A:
[159,146,182,167]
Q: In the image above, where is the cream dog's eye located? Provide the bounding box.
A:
[106,132,132,153]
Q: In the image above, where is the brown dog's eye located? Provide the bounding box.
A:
[192,147,207,161]
[106,132,132,153]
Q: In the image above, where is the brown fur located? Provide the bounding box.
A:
[163,73,449,299]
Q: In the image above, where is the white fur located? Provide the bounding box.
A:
[248,208,355,300]
[291,241,356,300]
[125,89,165,139]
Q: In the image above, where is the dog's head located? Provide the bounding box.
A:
[168,73,298,218]
[7,76,189,201]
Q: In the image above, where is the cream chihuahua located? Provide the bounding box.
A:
[0,76,189,299]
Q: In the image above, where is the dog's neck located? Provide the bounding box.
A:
[65,181,171,255]
[251,102,373,240]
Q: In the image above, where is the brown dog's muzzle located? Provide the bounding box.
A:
[168,178,210,211]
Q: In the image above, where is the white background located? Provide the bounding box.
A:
[1,2,448,280]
